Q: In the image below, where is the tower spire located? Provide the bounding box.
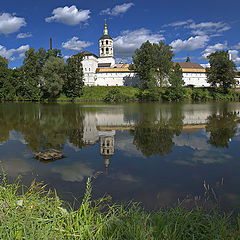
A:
[103,20,108,35]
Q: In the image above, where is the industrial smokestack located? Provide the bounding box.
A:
[50,38,53,50]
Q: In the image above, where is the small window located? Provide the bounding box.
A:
[106,47,109,52]
[101,41,104,45]
[101,48,104,54]
[85,68,87,71]
[89,68,90,71]
[106,40,108,45]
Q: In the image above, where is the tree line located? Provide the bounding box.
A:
[0,48,84,101]
[130,41,238,101]
[0,42,238,102]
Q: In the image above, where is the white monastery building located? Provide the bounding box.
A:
[82,24,240,87]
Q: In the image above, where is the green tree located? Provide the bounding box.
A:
[64,53,84,99]
[40,56,65,99]
[131,41,174,90]
[0,56,8,68]
[206,51,237,93]
[169,63,184,88]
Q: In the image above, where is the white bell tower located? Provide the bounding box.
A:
[99,22,114,58]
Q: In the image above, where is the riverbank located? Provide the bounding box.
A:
[56,86,240,103]
[1,178,240,240]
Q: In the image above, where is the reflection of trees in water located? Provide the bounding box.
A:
[206,112,238,148]
[132,105,184,157]
[0,104,85,151]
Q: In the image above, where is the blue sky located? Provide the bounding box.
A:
[1,0,240,68]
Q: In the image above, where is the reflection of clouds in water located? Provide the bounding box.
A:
[110,173,139,183]
[9,131,26,144]
[173,134,210,151]
[115,135,142,157]
[176,150,232,165]
[65,141,81,152]
[0,157,33,177]
[52,162,94,182]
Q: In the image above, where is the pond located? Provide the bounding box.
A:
[0,102,240,211]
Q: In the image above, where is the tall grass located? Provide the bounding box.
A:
[1,176,240,240]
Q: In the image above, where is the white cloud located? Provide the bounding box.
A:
[234,43,240,49]
[163,19,193,27]
[0,13,26,34]
[113,28,165,58]
[200,63,210,68]
[202,42,228,58]
[188,21,231,35]
[170,35,209,53]
[17,32,32,39]
[163,19,230,36]
[229,50,240,64]
[62,37,93,51]
[100,3,134,16]
[0,44,29,60]
[45,5,90,25]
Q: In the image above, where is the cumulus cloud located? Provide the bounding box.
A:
[0,13,26,34]
[202,42,228,58]
[100,3,134,16]
[45,5,90,25]
[163,19,230,36]
[17,32,32,39]
[0,44,29,60]
[62,37,93,51]
[113,28,165,58]
[189,21,231,36]
[170,35,209,53]
[229,50,240,64]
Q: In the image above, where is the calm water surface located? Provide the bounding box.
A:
[1,102,240,211]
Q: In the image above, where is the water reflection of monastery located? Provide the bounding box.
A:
[82,103,240,168]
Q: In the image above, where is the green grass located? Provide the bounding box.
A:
[57,86,140,102]
[1,177,240,240]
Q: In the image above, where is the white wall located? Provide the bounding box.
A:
[183,72,209,87]
[95,72,139,86]
[82,55,98,86]
[98,57,115,67]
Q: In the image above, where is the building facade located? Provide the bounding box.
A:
[82,24,240,87]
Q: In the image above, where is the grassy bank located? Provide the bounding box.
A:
[56,86,240,103]
[57,86,140,102]
[1,178,240,240]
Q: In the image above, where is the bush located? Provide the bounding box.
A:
[191,88,212,101]
[162,87,186,101]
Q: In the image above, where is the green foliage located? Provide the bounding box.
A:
[163,87,186,101]
[40,56,66,99]
[64,53,84,99]
[1,178,239,240]
[206,51,237,93]
[191,88,212,101]
[104,87,138,102]
[131,41,174,89]
[169,63,184,88]
[0,56,8,68]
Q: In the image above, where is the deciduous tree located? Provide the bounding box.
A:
[206,51,237,93]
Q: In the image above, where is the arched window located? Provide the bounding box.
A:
[106,40,108,45]
[101,41,104,45]
[106,47,109,53]
[101,48,104,54]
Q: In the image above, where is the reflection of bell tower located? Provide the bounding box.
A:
[99,131,115,171]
